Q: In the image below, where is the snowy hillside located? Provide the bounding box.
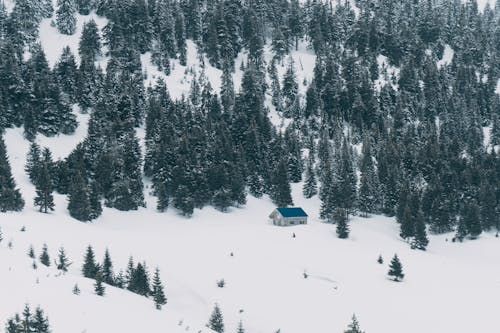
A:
[2,0,500,332]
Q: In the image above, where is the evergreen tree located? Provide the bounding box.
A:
[358,138,379,216]
[208,303,224,333]
[56,0,77,35]
[82,245,98,278]
[302,155,317,198]
[77,0,95,15]
[151,267,167,310]
[94,272,105,296]
[101,248,114,285]
[28,245,35,259]
[25,142,42,185]
[128,262,151,296]
[344,314,364,333]
[73,283,81,295]
[270,158,293,207]
[68,172,92,222]
[388,254,404,281]
[335,208,350,239]
[34,163,55,213]
[56,247,71,272]
[39,243,50,266]
[0,135,24,212]
[54,46,78,102]
[32,307,51,332]
[79,20,102,62]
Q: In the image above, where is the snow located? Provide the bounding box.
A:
[496,79,500,95]
[375,55,400,91]
[475,0,497,11]
[3,120,500,333]
[437,45,454,69]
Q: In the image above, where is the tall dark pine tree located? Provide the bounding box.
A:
[388,254,404,281]
[28,147,43,180]
[302,155,317,198]
[357,138,379,216]
[94,272,105,296]
[39,243,50,266]
[128,262,151,296]
[338,139,357,215]
[102,248,114,285]
[34,163,55,213]
[208,303,225,333]
[77,0,95,15]
[270,158,293,207]
[56,247,71,272]
[335,208,350,239]
[67,172,92,222]
[0,135,24,212]
[82,245,98,279]
[79,20,102,62]
[151,267,167,310]
[56,0,77,35]
[55,46,79,103]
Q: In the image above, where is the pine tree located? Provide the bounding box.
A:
[55,46,78,102]
[412,209,429,251]
[388,254,404,281]
[56,247,71,272]
[73,283,80,295]
[151,267,167,310]
[56,0,77,35]
[32,307,51,333]
[125,256,135,286]
[34,163,55,213]
[39,243,50,266]
[25,142,42,185]
[0,135,24,212]
[68,172,92,222]
[344,314,364,333]
[94,272,105,296]
[208,303,224,333]
[28,245,35,259]
[302,155,317,198]
[102,248,114,285]
[270,158,293,207]
[77,0,94,15]
[79,19,101,62]
[82,245,98,279]
[128,262,150,296]
[358,138,379,216]
[466,201,482,239]
[335,208,350,239]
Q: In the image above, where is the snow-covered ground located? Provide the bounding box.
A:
[2,143,500,333]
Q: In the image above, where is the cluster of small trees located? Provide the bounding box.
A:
[5,305,50,333]
[207,303,247,333]
[81,245,167,309]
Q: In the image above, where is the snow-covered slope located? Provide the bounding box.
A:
[2,169,500,333]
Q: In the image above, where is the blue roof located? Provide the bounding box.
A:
[276,207,308,218]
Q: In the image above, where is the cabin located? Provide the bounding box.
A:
[269,207,308,226]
